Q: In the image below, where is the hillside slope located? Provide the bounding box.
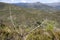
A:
[0,2,60,27]
[0,2,60,40]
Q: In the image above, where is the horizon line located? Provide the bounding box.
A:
[0,1,60,3]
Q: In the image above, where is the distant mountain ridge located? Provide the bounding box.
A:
[12,2,57,12]
[46,2,60,9]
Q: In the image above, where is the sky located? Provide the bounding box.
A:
[0,0,59,3]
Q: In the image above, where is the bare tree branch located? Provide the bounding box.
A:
[9,6,16,28]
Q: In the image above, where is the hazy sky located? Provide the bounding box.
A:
[0,0,59,3]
